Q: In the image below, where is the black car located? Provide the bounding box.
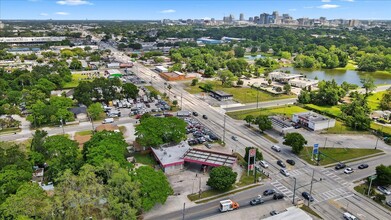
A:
[202,115,208,119]
[302,192,314,202]
[277,160,286,168]
[273,193,284,200]
[286,159,295,166]
[335,163,346,170]
[250,197,264,206]
[270,210,279,216]
[193,112,198,116]
[263,189,276,196]
[358,164,369,169]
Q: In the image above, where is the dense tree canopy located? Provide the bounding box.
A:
[207,166,237,191]
[283,132,307,154]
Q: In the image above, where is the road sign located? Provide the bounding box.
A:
[249,149,256,157]
[313,144,319,155]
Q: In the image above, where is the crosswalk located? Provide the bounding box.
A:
[321,168,351,187]
[312,187,354,204]
[270,180,294,200]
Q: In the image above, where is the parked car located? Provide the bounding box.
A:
[204,143,212,149]
[302,192,314,202]
[335,163,346,170]
[386,200,391,207]
[343,212,358,220]
[273,193,284,200]
[270,210,279,216]
[280,168,290,176]
[263,189,275,196]
[377,186,391,195]
[259,160,269,168]
[231,136,238,141]
[202,115,208,119]
[250,196,264,206]
[344,168,354,174]
[193,112,198,116]
[286,159,295,166]
[277,160,286,168]
[358,164,369,169]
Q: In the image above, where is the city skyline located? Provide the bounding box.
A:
[1,0,391,20]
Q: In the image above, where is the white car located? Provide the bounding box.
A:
[344,168,354,174]
[259,160,269,168]
[280,169,290,177]
[377,186,391,195]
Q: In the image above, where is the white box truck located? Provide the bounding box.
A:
[102,118,114,124]
[219,200,239,212]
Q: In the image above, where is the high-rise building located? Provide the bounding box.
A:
[253,16,259,23]
[259,13,268,24]
[249,17,253,22]
[240,13,244,21]
[0,21,4,29]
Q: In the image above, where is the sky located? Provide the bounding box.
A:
[1,0,390,20]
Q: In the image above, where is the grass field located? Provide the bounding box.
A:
[227,105,307,120]
[367,91,385,110]
[370,122,391,135]
[75,130,93,136]
[0,127,21,134]
[323,120,369,135]
[133,153,157,166]
[63,73,92,88]
[299,147,382,166]
[300,205,323,219]
[236,172,262,187]
[185,81,295,104]
[305,104,343,118]
[334,60,357,71]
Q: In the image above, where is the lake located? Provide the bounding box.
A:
[278,67,391,86]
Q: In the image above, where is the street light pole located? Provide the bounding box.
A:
[256,89,259,109]
[181,92,183,110]
[375,125,384,150]
[292,177,297,205]
[60,116,65,135]
[308,169,315,206]
[223,115,226,144]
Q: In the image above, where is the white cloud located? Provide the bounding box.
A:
[56,12,69,15]
[160,9,176,14]
[341,0,354,2]
[56,0,93,6]
[321,0,331,2]
[40,13,48,16]
[289,8,297,11]
[317,4,340,9]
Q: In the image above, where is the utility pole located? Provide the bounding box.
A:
[223,115,226,144]
[182,203,186,220]
[198,177,202,199]
[308,169,315,206]
[292,177,297,205]
[60,116,65,135]
[181,92,183,110]
[323,137,328,149]
[256,89,259,109]
[375,125,384,150]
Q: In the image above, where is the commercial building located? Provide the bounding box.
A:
[289,78,318,88]
[159,71,196,81]
[155,65,169,73]
[292,112,336,131]
[210,90,233,101]
[196,38,222,45]
[269,72,302,83]
[106,63,120,68]
[265,207,312,220]
[269,116,294,134]
[0,36,66,44]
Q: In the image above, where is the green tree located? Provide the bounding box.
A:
[234,47,245,58]
[134,166,173,211]
[207,166,237,191]
[172,100,178,107]
[380,88,391,110]
[375,165,391,186]
[0,182,52,219]
[69,58,82,70]
[53,165,106,219]
[280,51,291,59]
[191,78,198,86]
[83,131,128,167]
[283,132,307,154]
[283,84,291,94]
[360,76,376,97]
[250,47,258,54]
[122,83,139,99]
[135,117,187,147]
[244,115,254,126]
[254,115,272,132]
[87,102,103,120]
[0,165,33,204]
[74,81,94,106]
[203,82,214,92]
[218,70,237,86]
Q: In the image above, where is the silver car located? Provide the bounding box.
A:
[280,168,290,176]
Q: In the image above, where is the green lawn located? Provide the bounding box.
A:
[0,127,21,134]
[227,105,307,120]
[75,130,93,136]
[367,91,385,111]
[133,152,157,166]
[299,147,382,166]
[323,120,369,135]
[334,60,357,71]
[305,104,343,118]
[300,205,323,219]
[185,81,296,104]
[370,122,391,136]
[63,73,92,88]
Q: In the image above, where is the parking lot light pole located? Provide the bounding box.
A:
[292,177,297,205]
[308,169,315,206]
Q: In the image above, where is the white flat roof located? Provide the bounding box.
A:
[151,141,190,167]
[264,207,312,220]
